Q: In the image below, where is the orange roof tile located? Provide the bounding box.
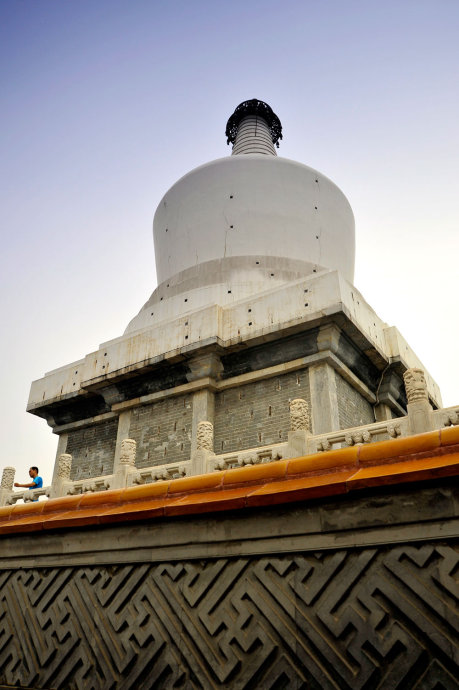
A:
[1,427,458,536]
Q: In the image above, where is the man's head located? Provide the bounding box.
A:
[29,467,39,478]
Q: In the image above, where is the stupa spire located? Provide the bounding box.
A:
[225,99,282,156]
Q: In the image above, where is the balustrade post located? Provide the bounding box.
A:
[403,368,434,434]
[111,439,138,489]
[0,467,15,507]
[191,421,215,475]
[48,454,73,499]
[286,399,314,458]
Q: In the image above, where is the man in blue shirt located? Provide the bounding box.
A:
[14,466,43,500]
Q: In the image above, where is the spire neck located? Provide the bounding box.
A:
[231,115,277,155]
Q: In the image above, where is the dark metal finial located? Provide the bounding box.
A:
[225,99,283,147]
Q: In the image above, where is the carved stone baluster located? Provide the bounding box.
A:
[120,439,137,466]
[287,398,313,458]
[290,398,310,432]
[0,467,15,507]
[197,422,214,452]
[191,421,215,475]
[112,439,138,489]
[49,454,73,499]
[57,454,72,480]
[1,466,15,491]
[403,368,433,434]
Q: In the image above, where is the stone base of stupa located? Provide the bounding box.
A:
[26,268,441,488]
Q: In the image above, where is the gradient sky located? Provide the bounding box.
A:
[1,0,458,485]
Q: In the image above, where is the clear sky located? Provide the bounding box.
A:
[1,0,458,485]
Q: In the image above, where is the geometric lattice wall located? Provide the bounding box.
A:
[1,543,458,689]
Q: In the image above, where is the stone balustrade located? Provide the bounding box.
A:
[2,370,459,507]
[313,418,405,452]
[134,462,189,484]
[432,405,459,428]
[211,443,286,471]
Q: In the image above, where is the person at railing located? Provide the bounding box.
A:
[14,467,43,500]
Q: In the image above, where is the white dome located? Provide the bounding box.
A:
[126,104,355,333]
[154,154,354,285]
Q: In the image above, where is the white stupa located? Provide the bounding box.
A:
[27,99,441,485]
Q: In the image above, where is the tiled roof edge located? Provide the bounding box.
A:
[1,426,458,535]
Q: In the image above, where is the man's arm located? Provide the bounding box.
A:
[14,481,37,488]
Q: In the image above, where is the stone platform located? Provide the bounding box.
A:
[26,270,441,488]
[0,428,458,688]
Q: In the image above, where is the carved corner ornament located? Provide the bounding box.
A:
[290,398,310,431]
[403,368,428,404]
[120,439,137,466]
[197,421,214,452]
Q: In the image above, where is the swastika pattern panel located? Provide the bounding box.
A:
[0,544,458,689]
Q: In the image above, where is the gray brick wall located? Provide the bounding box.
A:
[214,369,310,454]
[335,372,374,429]
[67,419,118,480]
[129,394,192,467]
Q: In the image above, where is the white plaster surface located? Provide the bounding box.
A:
[124,154,355,332]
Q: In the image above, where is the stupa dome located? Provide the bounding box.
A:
[126,100,355,333]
